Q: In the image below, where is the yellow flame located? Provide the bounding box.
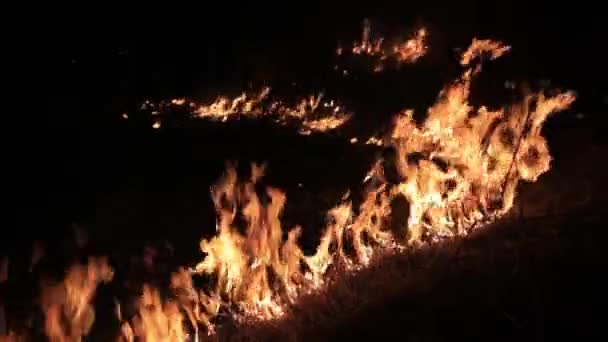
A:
[393,28,428,63]
[5,35,574,341]
[349,20,428,71]
[142,88,352,134]
[121,286,189,342]
[460,38,511,66]
[188,39,574,327]
[171,98,186,106]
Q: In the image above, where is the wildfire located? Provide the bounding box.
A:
[1,30,576,342]
[141,88,351,135]
[460,38,511,67]
[393,28,428,63]
[40,257,114,341]
[352,19,385,56]
[184,37,575,326]
[348,19,428,71]
[194,87,271,121]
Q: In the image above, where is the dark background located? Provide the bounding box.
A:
[4,0,606,261]
[2,1,607,340]
[4,1,605,255]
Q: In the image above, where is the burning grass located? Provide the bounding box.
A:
[0,27,584,341]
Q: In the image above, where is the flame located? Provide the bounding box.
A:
[146,88,350,135]
[349,20,428,71]
[120,286,188,342]
[385,51,574,241]
[188,38,574,327]
[460,38,511,67]
[40,257,113,342]
[194,87,271,121]
[393,28,428,63]
[193,164,308,319]
[352,19,384,56]
[2,34,576,340]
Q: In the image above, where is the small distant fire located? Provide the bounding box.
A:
[345,19,428,72]
[1,23,575,342]
[141,87,351,135]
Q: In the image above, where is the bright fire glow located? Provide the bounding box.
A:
[0,32,575,342]
[169,38,574,331]
[143,88,351,135]
[349,20,428,71]
[40,257,113,341]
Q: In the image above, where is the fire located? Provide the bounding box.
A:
[352,19,384,56]
[349,19,428,71]
[40,257,113,341]
[1,31,576,341]
[144,88,351,135]
[393,28,428,63]
[460,38,511,66]
[193,164,306,318]
[120,286,188,342]
[194,87,271,121]
[171,98,186,106]
[187,38,574,326]
[384,40,574,241]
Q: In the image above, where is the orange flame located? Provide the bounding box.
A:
[393,28,428,63]
[352,19,385,56]
[40,257,113,342]
[349,20,428,71]
[147,88,351,135]
[3,35,575,340]
[121,286,188,342]
[187,39,574,327]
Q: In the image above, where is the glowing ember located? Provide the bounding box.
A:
[171,98,186,106]
[194,87,271,121]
